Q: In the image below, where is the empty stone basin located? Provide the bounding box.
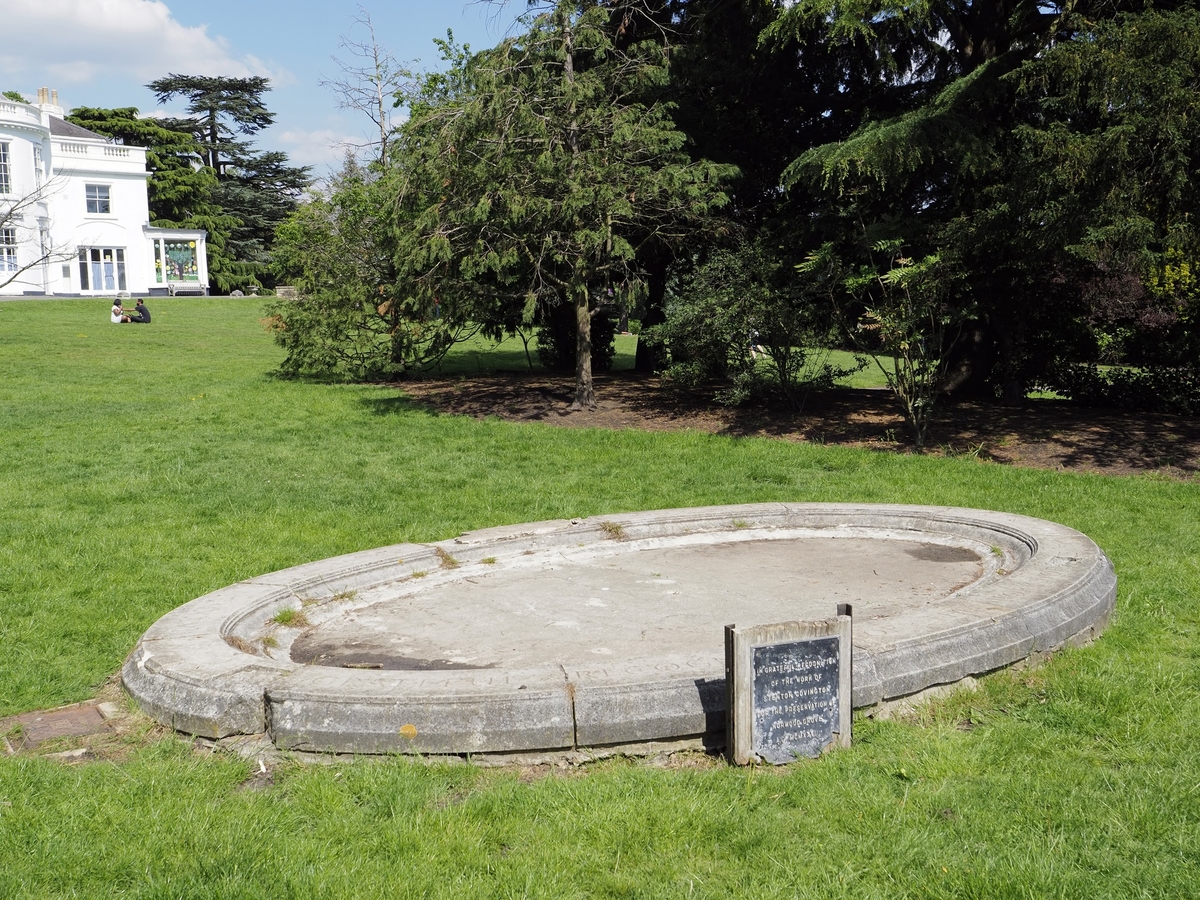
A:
[123,503,1116,756]
[289,537,985,672]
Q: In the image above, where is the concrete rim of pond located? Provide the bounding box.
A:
[123,503,1116,757]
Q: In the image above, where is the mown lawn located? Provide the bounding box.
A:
[0,298,1197,897]
[433,329,889,389]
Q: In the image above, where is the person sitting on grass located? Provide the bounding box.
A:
[128,300,151,324]
[111,300,131,324]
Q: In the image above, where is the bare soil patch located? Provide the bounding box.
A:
[398,371,1200,479]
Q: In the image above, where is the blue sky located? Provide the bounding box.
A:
[5,0,526,175]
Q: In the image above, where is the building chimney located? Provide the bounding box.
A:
[34,87,65,124]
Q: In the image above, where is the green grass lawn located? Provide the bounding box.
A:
[433,330,641,374]
[432,330,890,388]
[1,298,1197,897]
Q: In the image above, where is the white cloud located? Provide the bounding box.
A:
[1,0,290,84]
[275,127,363,170]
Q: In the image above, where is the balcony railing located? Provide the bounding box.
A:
[0,101,42,126]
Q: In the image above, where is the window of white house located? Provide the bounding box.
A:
[0,143,11,195]
[153,238,200,283]
[85,184,111,214]
[78,247,126,291]
[0,228,17,272]
[33,145,43,189]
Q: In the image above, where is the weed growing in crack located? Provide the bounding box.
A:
[272,607,310,628]
[598,521,626,540]
[223,635,258,655]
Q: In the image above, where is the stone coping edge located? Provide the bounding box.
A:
[122,503,1116,754]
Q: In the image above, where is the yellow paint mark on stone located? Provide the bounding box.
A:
[399,724,418,739]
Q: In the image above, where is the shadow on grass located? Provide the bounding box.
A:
[387,371,1200,476]
[358,392,444,419]
[263,367,353,385]
[435,346,539,377]
[398,376,576,423]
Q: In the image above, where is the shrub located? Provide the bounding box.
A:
[1046,363,1200,415]
[653,244,850,409]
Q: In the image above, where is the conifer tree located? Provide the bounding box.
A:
[147,74,311,281]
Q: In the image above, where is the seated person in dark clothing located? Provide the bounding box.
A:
[128,301,152,324]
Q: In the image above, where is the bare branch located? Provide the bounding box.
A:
[0,176,76,292]
[319,5,419,165]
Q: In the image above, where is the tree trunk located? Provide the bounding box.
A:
[376,75,388,166]
[560,11,594,409]
[571,288,595,409]
[208,110,221,176]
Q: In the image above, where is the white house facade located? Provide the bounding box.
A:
[0,88,208,297]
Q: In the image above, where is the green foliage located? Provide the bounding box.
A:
[390,3,735,406]
[266,159,465,379]
[1147,249,1200,312]
[767,0,1056,76]
[672,0,883,229]
[2,90,29,103]
[1048,363,1200,416]
[214,149,313,273]
[655,241,854,408]
[270,3,732,396]
[802,240,972,447]
[1013,10,1200,233]
[271,606,309,628]
[1004,9,1200,388]
[146,74,277,176]
[780,5,1200,405]
[146,74,312,285]
[784,56,1011,195]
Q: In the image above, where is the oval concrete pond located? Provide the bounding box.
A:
[123,503,1116,756]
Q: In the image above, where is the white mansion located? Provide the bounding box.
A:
[0,88,208,297]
